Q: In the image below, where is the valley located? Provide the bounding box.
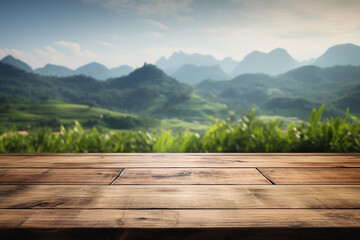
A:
[1,43,360,133]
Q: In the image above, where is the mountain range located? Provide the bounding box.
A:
[155,43,360,82]
[0,55,133,80]
[155,51,238,75]
[1,43,360,84]
[1,51,360,132]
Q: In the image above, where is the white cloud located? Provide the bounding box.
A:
[93,41,113,47]
[33,46,57,56]
[0,48,25,59]
[144,18,168,30]
[55,40,96,57]
[149,31,165,38]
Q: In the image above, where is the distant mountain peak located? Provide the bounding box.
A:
[131,63,166,77]
[75,62,112,80]
[155,51,230,75]
[269,48,289,55]
[232,48,298,77]
[2,55,16,61]
[35,63,74,77]
[1,55,33,72]
[314,43,360,67]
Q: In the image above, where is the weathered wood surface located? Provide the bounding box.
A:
[1,209,360,228]
[0,169,122,184]
[1,154,360,168]
[114,168,270,184]
[0,153,359,240]
[1,185,360,209]
[259,168,360,184]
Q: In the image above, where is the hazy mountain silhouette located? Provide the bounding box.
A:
[172,64,228,85]
[220,57,238,74]
[1,55,33,72]
[231,48,299,77]
[314,43,360,67]
[35,63,133,79]
[110,65,133,77]
[35,64,74,77]
[75,62,113,80]
[155,51,238,74]
[155,51,220,74]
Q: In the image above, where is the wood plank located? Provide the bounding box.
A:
[1,228,359,240]
[1,209,360,228]
[1,155,360,168]
[1,185,360,209]
[0,169,122,184]
[2,153,360,155]
[113,168,270,185]
[259,168,360,185]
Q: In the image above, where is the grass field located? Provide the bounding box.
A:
[159,94,228,121]
[0,101,148,130]
[0,101,211,132]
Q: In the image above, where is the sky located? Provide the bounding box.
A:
[0,0,360,69]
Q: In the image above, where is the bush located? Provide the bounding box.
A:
[0,106,359,153]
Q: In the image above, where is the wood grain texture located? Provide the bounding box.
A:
[1,155,359,168]
[259,168,360,185]
[1,209,360,228]
[1,185,360,209]
[114,168,270,185]
[1,153,360,238]
[0,169,122,184]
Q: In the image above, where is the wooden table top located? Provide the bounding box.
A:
[1,153,360,239]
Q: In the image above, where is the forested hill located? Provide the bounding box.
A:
[0,62,226,120]
[195,65,360,117]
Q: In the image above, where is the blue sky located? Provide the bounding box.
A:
[1,0,359,69]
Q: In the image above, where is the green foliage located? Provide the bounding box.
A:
[1,107,359,153]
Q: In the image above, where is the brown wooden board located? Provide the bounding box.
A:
[1,185,360,209]
[1,209,360,228]
[0,169,122,185]
[259,168,360,185]
[1,155,360,168]
[113,168,270,185]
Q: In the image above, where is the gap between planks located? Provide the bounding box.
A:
[256,168,275,185]
[109,169,125,185]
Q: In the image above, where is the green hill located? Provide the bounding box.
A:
[261,97,345,120]
[35,64,74,77]
[335,83,360,113]
[0,62,228,121]
[195,65,360,118]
